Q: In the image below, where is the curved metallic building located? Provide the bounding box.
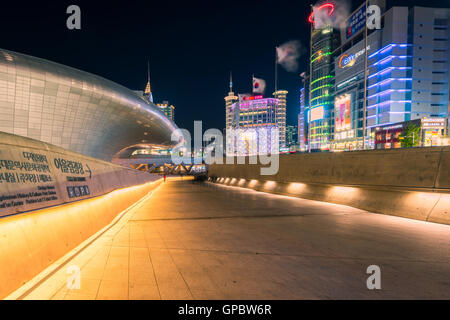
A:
[0,49,181,160]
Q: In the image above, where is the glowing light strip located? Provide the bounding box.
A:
[310,75,333,86]
[370,55,410,67]
[311,51,332,63]
[367,100,411,109]
[310,84,333,93]
[368,67,412,79]
[336,76,358,88]
[310,94,332,103]
[367,78,412,89]
[368,44,411,59]
[367,89,410,99]
[311,47,331,58]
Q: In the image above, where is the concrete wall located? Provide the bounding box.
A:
[0,131,158,217]
[0,132,163,298]
[208,147,450,225]
[0,180,161,299]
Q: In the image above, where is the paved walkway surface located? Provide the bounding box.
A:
[15,180,450,299]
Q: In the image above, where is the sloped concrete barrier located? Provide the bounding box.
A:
[208,147,450,225]
[0,132,162,298]
[0,132,159,217]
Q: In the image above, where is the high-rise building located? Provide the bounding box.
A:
[308,4,340,151]
[299,1,450,152]
[134,64,176,122]
[226,95,281,156]
[224,74,287,155]
[143,62,153,103]
[156,101,175,121]
[367,6,450,139]
[332,0,387,151]
[225,72,238,131]
[273,90,288,148]
[332,3,450,150]
[286,125,298,150]
[299,72,310,151]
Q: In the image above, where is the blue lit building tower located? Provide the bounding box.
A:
[299,72,310,151]
[366,6,450,145]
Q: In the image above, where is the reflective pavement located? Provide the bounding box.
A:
[11,179,450,299]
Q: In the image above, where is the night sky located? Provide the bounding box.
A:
[1,0,448,135]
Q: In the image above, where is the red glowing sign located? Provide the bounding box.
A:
[243,95,263,101]
[308,3,335,24]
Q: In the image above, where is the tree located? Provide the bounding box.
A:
[399,123,420,148]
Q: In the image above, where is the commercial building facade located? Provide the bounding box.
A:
[308,13,340,151]
[365,6,450,146]
[224,73,287,155]
[300,1,450,152]
[332,0,386,151]
[334,3,450,151]
[375,117,448,149]
[225,94,285,156]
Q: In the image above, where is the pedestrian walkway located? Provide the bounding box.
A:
[8,180,450,299]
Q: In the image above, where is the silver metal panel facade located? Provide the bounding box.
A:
[0,49,180,160]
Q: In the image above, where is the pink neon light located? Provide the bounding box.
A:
[308,3,335,24]
[243,95,264,101]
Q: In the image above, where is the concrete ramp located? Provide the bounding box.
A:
[0,132,162,298]
[208,147,450,225]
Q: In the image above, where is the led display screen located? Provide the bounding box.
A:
[335,94,352,132]
[310,106,324,121]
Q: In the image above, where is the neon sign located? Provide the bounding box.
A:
[338,46,370,68]
[339,54,355,68]
[334,94,352,132]
[243,95,263,101]
[308,3,335,24]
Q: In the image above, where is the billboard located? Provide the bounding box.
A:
[345,5,366,41]
[338,45,370,69]
[335,94,352,132]
[310,106,324,122]
[341,0,386,42]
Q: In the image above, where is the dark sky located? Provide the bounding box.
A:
[1,0,448,135]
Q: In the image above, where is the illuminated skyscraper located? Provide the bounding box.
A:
[156,101,175,121]
[286,125,298,149]
[226,95,280,156]
[299,72,310,151]
[225,72,238,131]
[308,3,340,151]
[273,89,288,148]
[225,71,287,154]
[332,2,449,150]
[143,62,153,103]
